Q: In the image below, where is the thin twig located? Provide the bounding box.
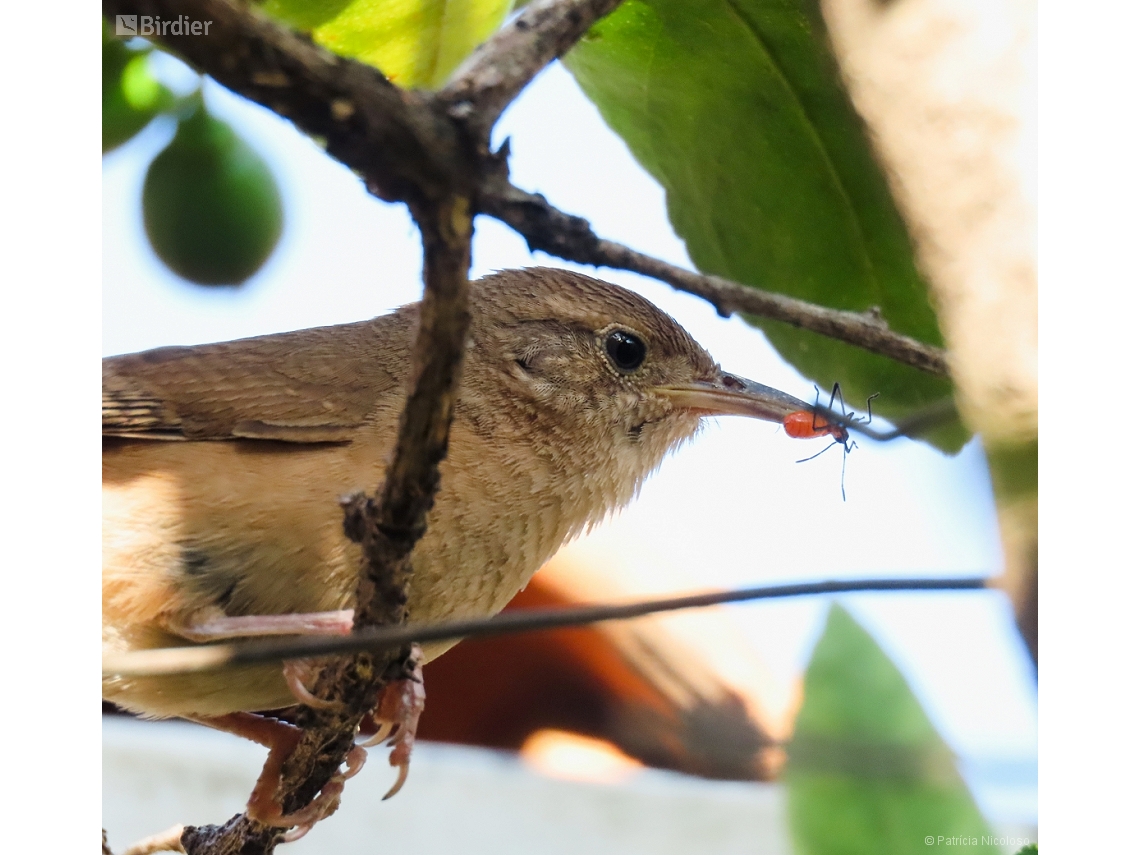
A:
[786,393,959,442]
[479,180,951,377]
[345,194,475,627]
[103,576,989,679]
[104,0,950,376]
[840,397,960,441]
[439,0,626,140]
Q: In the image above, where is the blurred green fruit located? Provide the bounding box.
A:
[143,106,284,286]
[103,27,171,152]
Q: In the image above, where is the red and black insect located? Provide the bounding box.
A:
[783,383,878,500]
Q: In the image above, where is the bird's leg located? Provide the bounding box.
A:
[163,608,355,709]
[187,713,366,841]
[357,644,426,799]
[171,608,356,641]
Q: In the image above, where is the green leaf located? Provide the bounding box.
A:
[143,101,284,286]
[564,0,964,450]
[262,0,513,88]
[786,605,999,854]
[103,25,173,152]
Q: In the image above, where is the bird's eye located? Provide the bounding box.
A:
[604,330,647,372]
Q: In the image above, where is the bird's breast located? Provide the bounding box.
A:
[101,406,678,717]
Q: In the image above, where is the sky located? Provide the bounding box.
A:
[102,55,1037,824]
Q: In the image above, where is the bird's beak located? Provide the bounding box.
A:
[654,372,811,424]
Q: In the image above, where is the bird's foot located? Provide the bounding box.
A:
[188,713,364,841]
[357,645,426,799]
[271,745,367,843]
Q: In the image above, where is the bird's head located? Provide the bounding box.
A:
[460,268,809,496]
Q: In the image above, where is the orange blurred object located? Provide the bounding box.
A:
[520,729,643,784]
[416,568,778,781]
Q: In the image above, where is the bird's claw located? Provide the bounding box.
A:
[358,645,425,799]
[257,744,367,842]
[283,659,341,710]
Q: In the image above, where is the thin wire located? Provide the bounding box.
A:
[102,575,991,678]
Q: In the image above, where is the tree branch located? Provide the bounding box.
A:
[179,199,474,855]
[478,179,951,377]
[104,0,948,377]
[439,0,626,140]
[102,0,472,208]
[345,195,474,627]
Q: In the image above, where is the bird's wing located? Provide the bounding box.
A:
[103,313,413,443]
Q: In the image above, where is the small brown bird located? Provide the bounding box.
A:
[102,267,808,825]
